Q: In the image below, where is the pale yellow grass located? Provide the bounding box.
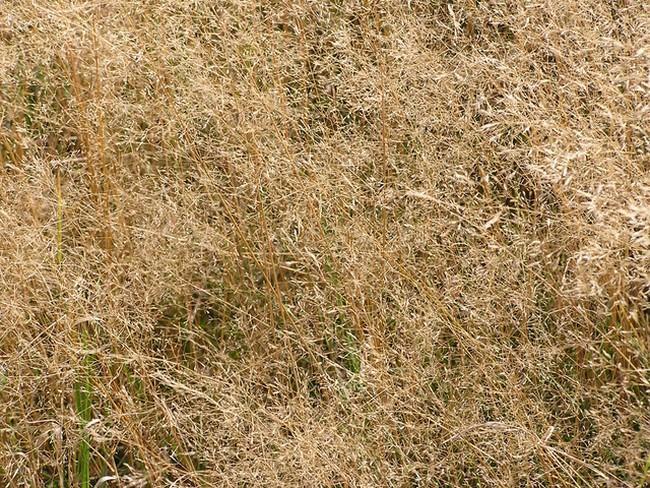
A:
[0,0,648,486]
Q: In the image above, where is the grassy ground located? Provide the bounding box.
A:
[0,0,648,486]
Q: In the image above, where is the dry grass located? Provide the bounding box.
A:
[0,0,649,486]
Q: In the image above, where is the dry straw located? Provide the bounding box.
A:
[0,0,648,486]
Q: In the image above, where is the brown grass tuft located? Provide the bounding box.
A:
[1,0,649,486]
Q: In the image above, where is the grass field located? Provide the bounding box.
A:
[0,1,649,486]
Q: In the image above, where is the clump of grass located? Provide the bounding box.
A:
[0,0,648,486]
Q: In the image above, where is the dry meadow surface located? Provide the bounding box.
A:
[1,0,649,486]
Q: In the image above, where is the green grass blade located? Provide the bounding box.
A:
[74,355,92,488]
